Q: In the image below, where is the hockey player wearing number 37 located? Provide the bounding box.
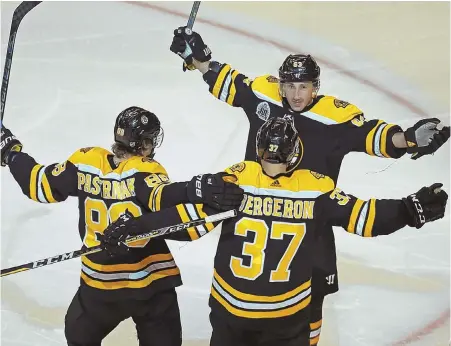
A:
[101,116,448,346]
[169,26,451,345]
[0,106,243,346]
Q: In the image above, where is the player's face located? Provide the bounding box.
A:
[281,82,314,112]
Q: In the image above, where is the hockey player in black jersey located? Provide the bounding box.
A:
[0,106,243,346]
[169,27,450,345]
[100,116,448,346]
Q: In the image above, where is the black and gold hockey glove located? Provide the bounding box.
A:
[187,172,244,211]
[170,26,212,71]
[100,210,138,257]
[404,118,450,160]
[402,183,448,229]
[1,126,22,166]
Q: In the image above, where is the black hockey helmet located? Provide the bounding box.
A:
[256,116,300,164]
[278,54,320,91]
[114,106,163,158]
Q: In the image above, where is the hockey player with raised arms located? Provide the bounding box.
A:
[0,106,243,346]
[169,27,450,345]
[100,116,448,346]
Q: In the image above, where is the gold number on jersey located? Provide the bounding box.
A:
[52,162,67,176]
[230,218,269,280]
[329,188,350,206]
[270,221,306,282]
[144,173,170,188]
[84,198,145,248]
[230,218,306,282]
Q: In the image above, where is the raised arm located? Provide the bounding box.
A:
[170,26,256,108]
[318,184,447,237]
[1,126,78,203]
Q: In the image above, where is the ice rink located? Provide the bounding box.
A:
[1,2,450,346]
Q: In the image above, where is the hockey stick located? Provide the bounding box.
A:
[187,1,201,30]
[1,209,236,277]
[1,1,42,121]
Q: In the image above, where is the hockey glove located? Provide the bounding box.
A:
[187,172,244,211]
[170,26,212,69]
[100,210,138,257]
[402,183,448,229]
[1,126,22,167]
[404,118,450,160]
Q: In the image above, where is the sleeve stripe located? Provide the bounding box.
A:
[196,204,215,232]
[185,204,208,236]
[365,120,385,156]
[29,164,43,202]
[219,70,233,102]
[148,183,165,212]
[226,70,240,105]
[212,65,231,99]
[36,167,49,203]
[380,124,396,158]
[41,172,56,203]
[373,124,388,157]
[355,201,370,236]
[176,204,200,240]
[347,199,365,234]
[363,199,377,237]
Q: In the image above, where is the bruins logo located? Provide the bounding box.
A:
[79,147,93,153]
[229,162,246,173]
[266,75,279,83]
[333,99,350,108]
[310,171,325,180]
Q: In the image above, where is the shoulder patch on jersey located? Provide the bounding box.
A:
[229,162,246,173]
[266,75,279,83]
[310,96,363,124]
[310,171,325,180]
[333,99,350,109]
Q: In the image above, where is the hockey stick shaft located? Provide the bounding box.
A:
[186,1,201,29]
[1,1,41,121]
[1,209,236,277]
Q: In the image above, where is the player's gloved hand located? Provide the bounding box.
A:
[1,126,23,167]
[187,172,244,211]
[404,118,450,160]
[100,210,138,257]
[170,26,212,69]
[402,183,448,229]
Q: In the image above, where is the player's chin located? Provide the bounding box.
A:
[290,104,305,112]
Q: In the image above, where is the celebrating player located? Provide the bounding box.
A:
[101,116,448,346]
[169,27,450,345]
[0,106,243,346]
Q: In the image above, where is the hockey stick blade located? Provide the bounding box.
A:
[0,209,236,277]
[1,1,41,121]
[186,1,201,30]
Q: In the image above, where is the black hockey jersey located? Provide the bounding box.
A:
[132,161,410,328]
[202,63,406,180]
[8,146,191,300]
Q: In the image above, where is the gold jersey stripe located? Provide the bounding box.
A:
[82,253,174,272]
[226,70,240,105]
[195,204,215,232]
[176,204,199,240]
[364,199,377,237]
[214,270,311,303]
[310,335,320,345]
[365,120,384,156]
[41,172,56,203]
[211,286,311,319]
[29,164,43,202]
[212,65,232,99]
[347,199,365,234]
[81,267,180,290]
[310,319,322,330]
